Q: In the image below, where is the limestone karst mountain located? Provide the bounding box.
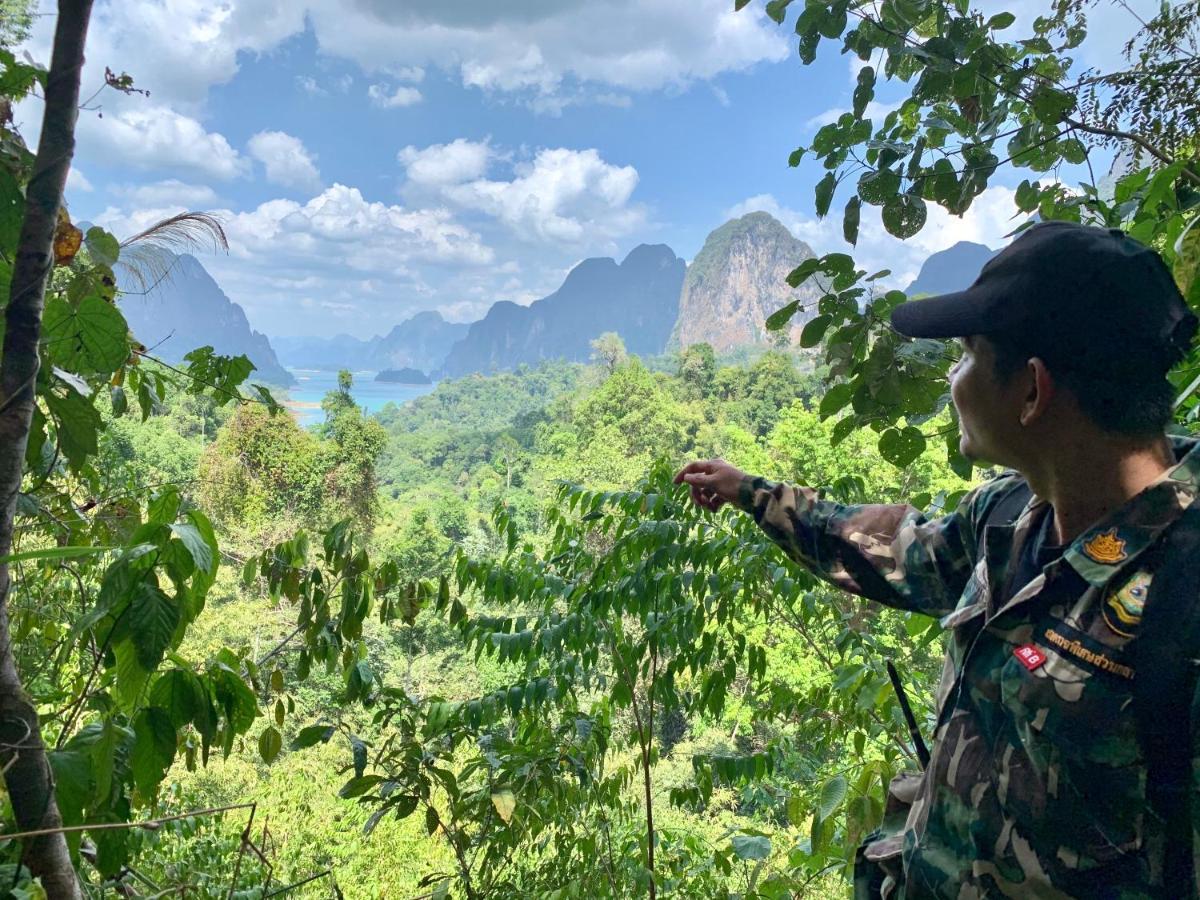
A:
[119,252,295,386]
[670,212,822,353]
[438,244,686,378]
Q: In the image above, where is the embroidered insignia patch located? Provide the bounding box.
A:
[1102,570,1152,638]
[1014,644,1046,671]
[1082,528,1127,564]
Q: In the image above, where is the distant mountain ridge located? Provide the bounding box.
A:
[119,253,295,386]
[260,213,992,382]
[671,212,821,352]
[439,244,686,378]
[275,311,468,374]
[905,241,997,297]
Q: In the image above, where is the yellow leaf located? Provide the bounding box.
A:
[491,789,516,824]
[54,208,82,266]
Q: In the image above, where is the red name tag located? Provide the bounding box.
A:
[1014,644,1046,671]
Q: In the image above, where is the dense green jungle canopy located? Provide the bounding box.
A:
[0,0,1196,897]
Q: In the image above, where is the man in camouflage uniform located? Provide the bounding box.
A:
[677,222,1199,898]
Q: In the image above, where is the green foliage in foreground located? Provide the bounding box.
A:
[739,0,1198,472]
[5,347,959,898]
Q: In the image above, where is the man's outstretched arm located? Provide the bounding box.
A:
[676,459,992,619]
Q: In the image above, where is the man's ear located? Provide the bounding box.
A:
[1020,357,1055,426]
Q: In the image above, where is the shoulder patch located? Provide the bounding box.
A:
[1102,570,1152,638]
[1083,528,1128,565]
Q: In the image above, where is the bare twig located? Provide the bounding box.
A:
[0,802,256,842]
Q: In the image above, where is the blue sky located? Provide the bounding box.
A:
[18,0,1141,338]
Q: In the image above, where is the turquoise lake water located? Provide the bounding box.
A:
[285,369,435,427]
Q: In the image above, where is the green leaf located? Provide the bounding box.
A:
[765,299,800,332]
[43,385,101,470]
[814,172,837,218]
[842,195,861,246]
[425,806,439,835]
[882,194,928,238]
[818,382,855,419]
[785,257,821,288]
[797,29,820,63]
[131,707,176,796]
[147,487,180,526]
[291,723,336,750]
[339,775,384,799]
[786,794,805,827]
[242,556,258,586]
[734,0,752,9]
[788,147,805,167]
[84,227,120,267]
[1060,138,1087,165]
[129,582,179,670]
[48,749,92,830]
[731,834,772,860]
[210,665,258,736]
[170,523,213,576]
[817,774,848,822]
[258,726,282,764]
[42,295,130,374]
[491,789,516,823]
[0,168,24,253]
[852,65,875,118]
[110,385,127,417]
[0,544,116,566]
[878,426,927,467]
[799,314,832,348]
[1029,85,1075,125]
[764,0,790,23]
[1015,179,1040,212]
[351,735,368,778]
[986,11,1016,29]
[857,168,901,206]
[946,430,973,479]
[150,669,204,729]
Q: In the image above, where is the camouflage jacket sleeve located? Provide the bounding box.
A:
[734,474,1012,617]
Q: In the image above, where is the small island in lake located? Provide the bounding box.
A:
[374,367,432,385]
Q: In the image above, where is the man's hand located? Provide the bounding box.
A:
[674,458,747,512]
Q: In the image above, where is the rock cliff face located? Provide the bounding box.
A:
[671,212,821,353]
[439,244,686,377]
[119,253,295,386]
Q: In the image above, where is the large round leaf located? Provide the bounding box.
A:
[42,294,130,374]
[879,426,928,467]
[858,168,900,206]
[882,194,928,238]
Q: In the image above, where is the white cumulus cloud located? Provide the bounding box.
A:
[222,184,495,269]
[247,131,322,191]
[78,105,248,180]
[66,167,93,193]
[444,147,645,244]
[115,179,220,209]
[367,83,423,108]
[399,139,494,187]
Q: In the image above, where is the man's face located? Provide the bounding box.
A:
[949,335,1026,465]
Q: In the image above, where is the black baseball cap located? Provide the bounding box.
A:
[890,221,1196,379]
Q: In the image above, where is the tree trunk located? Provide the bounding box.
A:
[0,2,94,896]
